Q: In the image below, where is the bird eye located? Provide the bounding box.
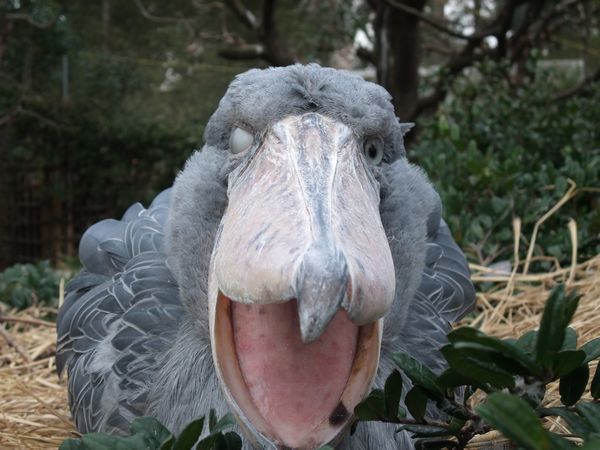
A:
[229,127,254,154]
[363,138,384,165]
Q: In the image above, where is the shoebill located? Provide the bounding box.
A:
[56,64,475,450]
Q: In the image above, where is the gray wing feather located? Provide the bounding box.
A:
[401,217,476,373]
[56,188,185,434]
[417,219,476,324]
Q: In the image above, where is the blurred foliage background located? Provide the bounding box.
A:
[0,0,598,306]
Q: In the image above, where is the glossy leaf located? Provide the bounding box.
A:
[477,392,550,450]
[591,364,600,399]
[560,364,589,406]
[213,432,242,450]
[448,327,538,373]
[560,327,578,351]
[441,345,515,389]
[436,368,483,389]
[540,406,592,438]
[393,353,444,398]
[384,370,403,420]
[515,330,538,354]
[210,414,237,435]
[579,440,600,450]
[130,417,172,447]
[547,433,578,450]
[171,417,205,450]
[575,402,600,434]
[535,285,580,369]
[582,338,600,364]
[405,386,428,423]
[354,389,386,421]
[552,350,586,377]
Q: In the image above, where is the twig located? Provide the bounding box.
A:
[224,0,259,30]
[523,180,578,275]
[133,0,193,24]
[14,381,74,428]
[552,67,600,101]
[567,219,578,285]
[6,13,58,29]
[0,316,55,328]
[0,325,32,363]
[383,0,473,41]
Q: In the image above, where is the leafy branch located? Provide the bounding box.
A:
[59,410,242,450]
[354,285,600,449]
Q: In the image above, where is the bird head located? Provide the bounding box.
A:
[167,65,439,449]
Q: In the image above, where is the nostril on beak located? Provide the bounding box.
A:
[295,243,348,343]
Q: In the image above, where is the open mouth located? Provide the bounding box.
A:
[213,292,381,449]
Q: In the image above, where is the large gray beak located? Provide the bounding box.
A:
[208,113,395,449]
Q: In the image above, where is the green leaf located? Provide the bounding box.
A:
[448,327,538,374]
[210,413,237,435]
[579,440,600,450]
[582,338,600,363]
[591,363,600,399]
[441,345,515,389]
[575,402,600,433]
[384,370,403,420]
[546,433,578,450]
[392,353,444,398]
[80,433,149,450]
[552,350,586,377]
[560,364,589,406]
[560,327,578,351]
[476,392,550,450]
[130,416,172,447]
[213,432,242,450]
[436,367,487,391]
[159,436,175,450]
[404,387,428,423]
[540,407,592,437]
[535,285,580,369]
[171,417,204,450]
[354,389,386,421]
[208,409,218,432]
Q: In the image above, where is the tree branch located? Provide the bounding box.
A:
[218,44,265,60]
[6,13,58,29]
[260,0,276,36]
[552,67,600,101]
[224,0,259,30]
[133,0,193,24]
[356,46,377,65]
[383,0,473,41]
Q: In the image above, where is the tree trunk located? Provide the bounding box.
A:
[374,0,426,122]
[102,0,111,52]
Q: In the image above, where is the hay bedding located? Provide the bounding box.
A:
[1,205,598,449]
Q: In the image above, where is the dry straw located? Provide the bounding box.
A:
[0,184,598,449]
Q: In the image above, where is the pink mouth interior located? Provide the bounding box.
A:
[232,300,358,448]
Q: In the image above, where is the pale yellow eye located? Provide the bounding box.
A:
[363,137,384,165]
[229,127,254,154]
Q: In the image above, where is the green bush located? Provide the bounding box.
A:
[413,62,600,267]
[0,260,63,309]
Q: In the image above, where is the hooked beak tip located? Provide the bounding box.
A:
[296,245,349,343]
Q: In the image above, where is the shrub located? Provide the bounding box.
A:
[0,260,63,309]
[413,62,600,267]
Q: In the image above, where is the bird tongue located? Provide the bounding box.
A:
[232,300,358,448]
